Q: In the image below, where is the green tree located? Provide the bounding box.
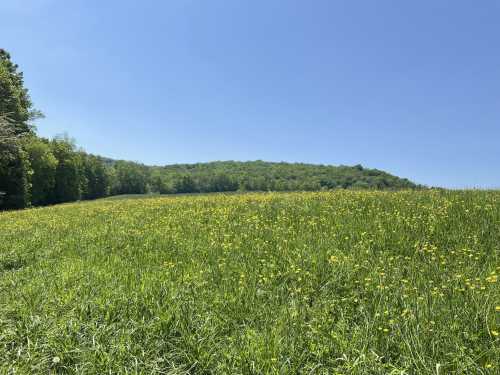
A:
[150,170,174,194]
[111,161,149,195]
[22,136,58,206]
[82,154,110,199]
[50,136,83,203]
[0,49,41,209]
[0,49,41,135]
[208,173,238,192]
[173,175,197,194]
[0,116,31,209]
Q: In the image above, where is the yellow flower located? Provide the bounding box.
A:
[329,255,339,264]
[495,306,500,312]
[486,275,497,283]
[491,330,498,337]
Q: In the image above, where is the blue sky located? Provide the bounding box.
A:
[1,1,499,188]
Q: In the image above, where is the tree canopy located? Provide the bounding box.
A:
[0,49,40,135]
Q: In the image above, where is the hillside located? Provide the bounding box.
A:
[145,160,421,194]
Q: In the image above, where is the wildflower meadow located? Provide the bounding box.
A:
[0,190,499,373]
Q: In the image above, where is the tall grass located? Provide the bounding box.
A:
[0,190,499,373]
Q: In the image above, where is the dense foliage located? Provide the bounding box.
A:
[148,160,418,194]
[0,191,498,373]
[0,49,39,134]
[0,116,31,209]
[0,49,420,210]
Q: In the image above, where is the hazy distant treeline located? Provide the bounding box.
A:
[0,49,419,210]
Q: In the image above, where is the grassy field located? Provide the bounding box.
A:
[0,191,499,374]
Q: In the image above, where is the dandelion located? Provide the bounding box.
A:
[486,275,497,283]
[329,255,339,264]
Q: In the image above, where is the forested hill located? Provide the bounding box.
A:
[146,160,419,193]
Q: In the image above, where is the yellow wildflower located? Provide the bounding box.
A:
[486,275,497,283]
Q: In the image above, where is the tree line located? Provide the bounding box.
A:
[146,160,419,194]
[0,128,111,209]
[1,49,420,210]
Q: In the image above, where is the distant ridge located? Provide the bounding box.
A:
[102,159,422,194]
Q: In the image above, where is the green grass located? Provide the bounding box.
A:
[0,191,499,374]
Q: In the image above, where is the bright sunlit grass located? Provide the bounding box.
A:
[0,190,499,373]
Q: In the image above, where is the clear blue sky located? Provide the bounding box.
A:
[1,1,499,188]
